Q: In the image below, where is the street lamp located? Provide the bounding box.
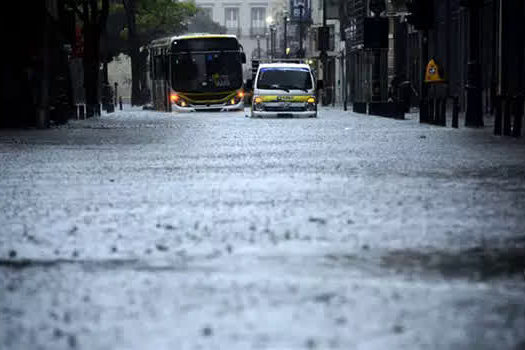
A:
[270,24,276,59]
[256,35,261,58]
[283,10,289,58]
[266,16,274,59]
[298,4,304,58]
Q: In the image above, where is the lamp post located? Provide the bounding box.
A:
[320,0,327,105]
[266,32,270,58]
[283,11,289,57]
[256,35,261,58]
[266,16,274,59]
[298,4,304,58]
[270,24,276,59]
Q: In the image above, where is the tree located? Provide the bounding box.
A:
[187,9,226,34]
[64,0,110,117]
[120,0,198,105]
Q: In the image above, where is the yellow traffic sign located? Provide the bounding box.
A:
[425,59,446,84]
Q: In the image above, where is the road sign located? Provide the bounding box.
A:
[290,0,311,22]
[425,59,446,83]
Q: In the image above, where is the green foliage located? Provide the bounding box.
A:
[105,0,199,57]
[136,0,198,38]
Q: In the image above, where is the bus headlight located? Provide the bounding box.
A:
[174,97,188,107]
[171,93,189,107]
[170,93,179,103]
[229,91,245,105]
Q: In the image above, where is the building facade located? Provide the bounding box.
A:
[309,0,344,105]
[341,0,524,135]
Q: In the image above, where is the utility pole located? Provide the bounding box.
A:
[462,0,484,127]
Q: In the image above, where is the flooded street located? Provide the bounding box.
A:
[1,108,525,349]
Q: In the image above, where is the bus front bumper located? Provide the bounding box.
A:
[251,111,317,118]
[172,101,244,113]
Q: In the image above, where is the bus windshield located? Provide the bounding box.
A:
[171,37,240,53]
[257,68,313,91]
[171,52,243,93]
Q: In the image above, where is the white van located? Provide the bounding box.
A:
[248,63,321,118]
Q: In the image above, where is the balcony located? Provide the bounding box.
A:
[225,27,242,36]
[250,27,267,38]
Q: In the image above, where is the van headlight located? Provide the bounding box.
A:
[306,97,316,111]
[253,96,264,111]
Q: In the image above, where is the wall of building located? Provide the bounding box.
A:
[1,0,76,127]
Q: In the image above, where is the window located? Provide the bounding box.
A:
[256,68,313,91]
[153,55,165,80]
[224,8,239,34]
[329,24,335,51]
[250,7,266,37]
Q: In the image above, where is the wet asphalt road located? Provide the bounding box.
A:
[1,107,525,350]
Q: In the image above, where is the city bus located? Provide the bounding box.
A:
[148,34,247,112]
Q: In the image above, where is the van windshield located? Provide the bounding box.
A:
[257,67,313,91]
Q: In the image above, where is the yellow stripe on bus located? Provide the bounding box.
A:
[177,91,238,104]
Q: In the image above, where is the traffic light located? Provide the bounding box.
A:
[406,0,434,30]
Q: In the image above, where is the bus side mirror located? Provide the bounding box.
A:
[317,80,324,90]
[241,52,247,64]
[245,79,253,90]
